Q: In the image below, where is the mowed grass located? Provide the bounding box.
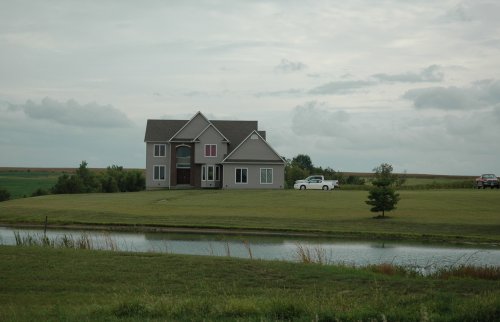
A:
[1,189,500,242]
[0,246,499,321]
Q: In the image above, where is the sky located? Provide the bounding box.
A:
[1,0,500,175]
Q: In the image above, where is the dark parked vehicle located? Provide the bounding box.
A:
[475,174,500,189]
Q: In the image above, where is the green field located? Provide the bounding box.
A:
[0,169,477,199]
[1,172,499,321]
[0,170,64,198]
[1,189,499,243]
[1,246,498,321]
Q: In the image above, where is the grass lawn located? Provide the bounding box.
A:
[1,189,499,243]
[0,245,498,321]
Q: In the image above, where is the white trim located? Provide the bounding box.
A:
[168,111,210,142]
[222,130,285,164]
[153,165,166,181]
[207,165,215,181]
[222,161,284,165]
[204,144,217,157]
[193,123,230,143]
[260,168,273,184]
[153,144,166,157]
[202,164,219,182]
[235,167,248,184]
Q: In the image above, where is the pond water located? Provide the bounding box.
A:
[1,226,499,272]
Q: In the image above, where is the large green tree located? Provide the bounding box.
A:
[291,154,314,171]
[365,163,400,218]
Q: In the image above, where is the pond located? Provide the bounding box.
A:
[1,226,499,273]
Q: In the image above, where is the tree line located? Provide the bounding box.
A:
[51,161,145,194]
[284,154,367,188]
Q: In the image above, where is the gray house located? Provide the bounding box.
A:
[144,112,285,189]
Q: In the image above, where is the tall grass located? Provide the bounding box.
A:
[13,231,117,251]
[294,243,331,264]
[293,243,500,280]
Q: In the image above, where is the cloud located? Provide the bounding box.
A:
[12,97,133,128]
[309,80,374,95]
[291,101,350,137]
[372,65,444,83]
[274,59,307,73]
[308,66,445,96]
[403,79,500,110]
[441,4,471,23]
[254,89,303,97]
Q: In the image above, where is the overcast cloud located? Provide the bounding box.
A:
[404,79,500,110]
[10,97,133,128]
[1,0,500,174]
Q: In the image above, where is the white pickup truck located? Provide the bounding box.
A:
[293,175,339,191]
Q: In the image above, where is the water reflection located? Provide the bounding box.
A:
[1,226,499,272]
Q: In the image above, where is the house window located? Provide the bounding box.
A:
[154,165,166,181]
[260,168,273,184]
[235,168,248,184]
[204,144,217,157]
[202,165,217,181]
[154,144,166,157]
[215,166,221,181]
[176,146,191,168]
[207,165,214,181]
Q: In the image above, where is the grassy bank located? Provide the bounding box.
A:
[0,245,498,321]
[1,189,499,243]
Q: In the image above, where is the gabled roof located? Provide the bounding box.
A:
[193,123,230,142]
[211,120,258,153]
[169,111,210,141]
[222,130,285,164]
[145,116,260,154]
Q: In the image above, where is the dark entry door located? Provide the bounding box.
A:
[177,169,191,185]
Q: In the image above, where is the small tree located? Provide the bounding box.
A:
[0,188,11,202]
[366,163,400,218]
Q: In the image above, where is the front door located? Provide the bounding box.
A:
[177,169,190,185]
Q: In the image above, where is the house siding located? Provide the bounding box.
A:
[222,164,285,189]
[146,142,170,189]
[194,126,228,164]
[145,112,284,190]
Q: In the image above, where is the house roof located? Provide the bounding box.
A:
[144,118,261,153]
[222,130,285,164]
[144,120,187,142]
[193,123,230,143]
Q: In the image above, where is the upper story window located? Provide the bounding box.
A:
[154,144,166,157]
[176,145,191,168]
[204,144,217,157]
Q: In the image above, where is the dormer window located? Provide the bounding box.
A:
[205,144,217,157]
